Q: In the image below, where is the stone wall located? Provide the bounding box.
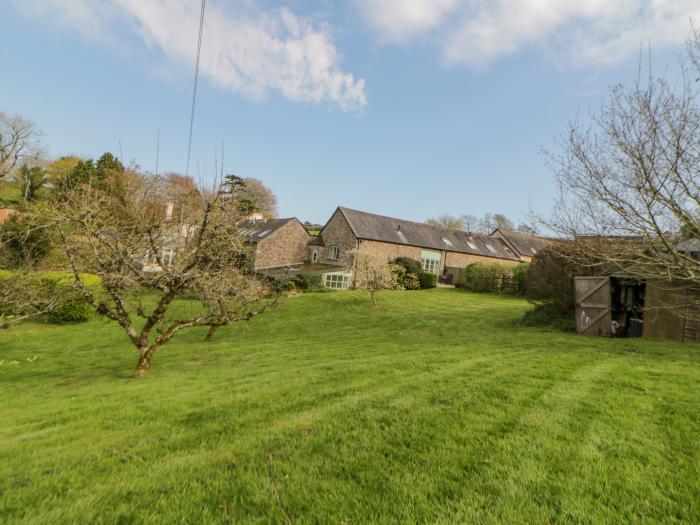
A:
[314,209,359,268]
[254,220,310,270]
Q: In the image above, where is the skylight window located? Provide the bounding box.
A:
[441,237,453,246]
[257,229,272,237]
[530,247,537,254]
[465,238,477,250]
[485,243,497,254]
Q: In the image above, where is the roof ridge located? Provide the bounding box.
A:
[339,206,489,237]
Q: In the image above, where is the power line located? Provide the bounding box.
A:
[185,0,206,178]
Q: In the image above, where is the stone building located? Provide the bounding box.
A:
[239,217,310,271]
[308,207,523,288]
[490,228,551,262]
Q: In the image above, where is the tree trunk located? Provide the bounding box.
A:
[370,289,377,307]
[134,348,151,377]
[203,324,220,342]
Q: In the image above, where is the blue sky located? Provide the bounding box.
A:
[1,1,697,224]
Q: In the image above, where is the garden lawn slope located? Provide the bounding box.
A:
[1,289,698,523]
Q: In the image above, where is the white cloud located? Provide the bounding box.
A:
[357,0,459,42]
[358,0,700,67]
[11,0,366,111]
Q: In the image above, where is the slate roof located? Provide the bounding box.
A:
[238,218,297,243]
[308,236,325,246]
[336,207,521,261]
[493,228,551,258]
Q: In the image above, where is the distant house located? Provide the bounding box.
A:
[239,218,310,271]
[490,228,551,262]
[308,207,522,288]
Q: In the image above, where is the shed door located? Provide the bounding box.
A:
[575,277,612,336]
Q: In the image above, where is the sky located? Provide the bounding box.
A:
[1,1,698,225]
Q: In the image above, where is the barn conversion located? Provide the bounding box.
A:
[305,207,525,288]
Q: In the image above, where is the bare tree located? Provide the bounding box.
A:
[0,112,43,179]
[546,42,700,306]
[460,214,478,232]
[0,272,77,329]
[426,214,466,230]
[353,251,401,306]
[33,171,280,376]
[239,177,278,218]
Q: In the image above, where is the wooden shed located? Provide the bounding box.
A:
[575,276,700,341]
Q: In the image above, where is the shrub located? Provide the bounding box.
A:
[419,271,437,289]
[522,303,576,332]
[392,257,423,290]
[282,273,323,292]
[525,245,587,316]
[0,214,53,269]
[0,273,91,325]
[393,257,422,276]
[46,296,92,323]
[463,262,511,293]
[510,263,529,295]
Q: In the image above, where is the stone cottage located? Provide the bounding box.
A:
[308,207,523,288]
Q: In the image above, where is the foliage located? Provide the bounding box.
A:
[0,273,88,327]
[510,263,529,295]
[353,252,402,305]
[522,303,576,332]
[392,257,434,289]
[0,290,698,523]
[462,262,512,293]
[525,244,585,316]
[241,177,278,218]
[392,256,422,290]
[418,271,437,289]
[0,213,52,269]
[17,165,46,204]
[286,273,323,292]
[391,264,421,291]
[55,152,125,195]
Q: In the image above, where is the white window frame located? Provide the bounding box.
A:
[466,237,478,250]
[327,245,340,261]
[420,250,441,274]
[441,237,453,247]
[324,273,350,289]
[421,258,440,274]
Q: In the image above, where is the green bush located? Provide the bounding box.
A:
[463,262,510,293]
[419,271,437,289]
[522,303,576,332]
[510,263,529,295]
[525,245,588,316]
[392,257,424,290]
[0,274,91,324]
[284,273,323,292]
[393,257,422,275]
[46,297,92,323]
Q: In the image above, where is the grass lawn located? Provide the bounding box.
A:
[1,289,698,523]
